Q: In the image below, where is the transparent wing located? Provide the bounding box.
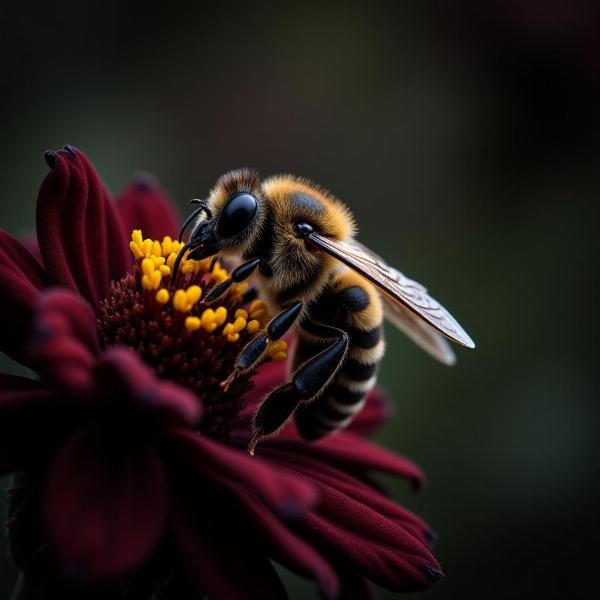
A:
[380,294,456,365]
[306,233,475,354]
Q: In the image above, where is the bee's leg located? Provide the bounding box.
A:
[201,257,265,304]
[248,322,349,455]
[220,301,303,392]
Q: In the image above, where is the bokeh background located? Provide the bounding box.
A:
[1,1,598,598]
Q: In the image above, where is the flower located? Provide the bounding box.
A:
[0,146,442,599]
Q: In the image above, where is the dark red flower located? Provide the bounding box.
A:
[0,146,442,599]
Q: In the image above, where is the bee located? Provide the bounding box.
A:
[174,169,475,454]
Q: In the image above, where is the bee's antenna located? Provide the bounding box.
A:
[171,241,194,286]
[178,199,213,242]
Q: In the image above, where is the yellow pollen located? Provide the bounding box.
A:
[247,319,260,334]
[142,238,153,257]
[185,316,201,332]
[182,261,195,274]
[214,306,228,325]
[161,236,173,256]
[132,230,143,246]
[266,339,288,362]
[166,253,178,269]
[127,229,285,365]
[186,285,202,305]
[155,288,170,304]
[129,241,144,260]
[233,316,247,332]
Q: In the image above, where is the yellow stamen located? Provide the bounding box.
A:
[129,241,144,260]
[141,270,162,291]
[132,230,143,246]
[141,258,155,276]
[182,261,195,274]
[161,236,173,256]
[155,288,170,304]
[173,289,189,312]
[232,316,247,332]
[214,306,228,325]
[186,285,202,306]
[227,333,240,342]
[185,316,201,331]
[235,309,248,320]
[247,319,260,334]
[267,340,287,355]
[142,238,153,257]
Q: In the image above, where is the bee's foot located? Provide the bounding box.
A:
[220,369,240,392]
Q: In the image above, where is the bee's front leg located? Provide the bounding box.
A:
[248,322,349,455]
[220,301,303,392]
[200,257,268,304]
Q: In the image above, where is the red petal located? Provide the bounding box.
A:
[233,487,339,599]
[93,347,201,427]
[44,424,169,579]
[345,388,392,437]
[31,289,99,395]
[21,234,43,263]
[115,177,180,243]
[0,375,56,473]
[37,146,129,307]
[0,230,47,366]
[262,447,433,548]
[172,495,287,600]
[172,430,317,517]
[299,478,441,591]
[257,430,425,489]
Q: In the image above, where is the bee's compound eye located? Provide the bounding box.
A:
[293,222,314,238]
[215,193,258,239]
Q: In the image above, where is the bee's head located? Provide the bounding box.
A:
[182,169,264,261]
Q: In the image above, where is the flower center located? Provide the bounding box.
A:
[97,230,287,439]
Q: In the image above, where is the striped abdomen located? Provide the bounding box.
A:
[294,270,385,440]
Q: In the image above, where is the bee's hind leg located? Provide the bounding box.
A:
[220,301,303,392]
[248,322,349,455]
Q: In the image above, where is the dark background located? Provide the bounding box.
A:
[0,2,598,598]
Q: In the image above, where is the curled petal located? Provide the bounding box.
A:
[31,289,99,395]
[262,448,433,548]
[93,347,201,427]
[0,231,47,366]
[172,430,317,517]
[37,146,129,307]
[252,430,425,490]
[44,423,169,580]
[116,177,180,243]
[21,234,42,264]
[172,492,287,600]
[233,487,339,599]
[299,479,442,592]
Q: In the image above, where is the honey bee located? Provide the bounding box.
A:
[174,169,475,454]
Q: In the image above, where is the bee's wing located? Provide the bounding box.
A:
[378,293,457,365]
[306,233,476,356]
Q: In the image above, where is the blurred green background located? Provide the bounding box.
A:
[1,2,598,598]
